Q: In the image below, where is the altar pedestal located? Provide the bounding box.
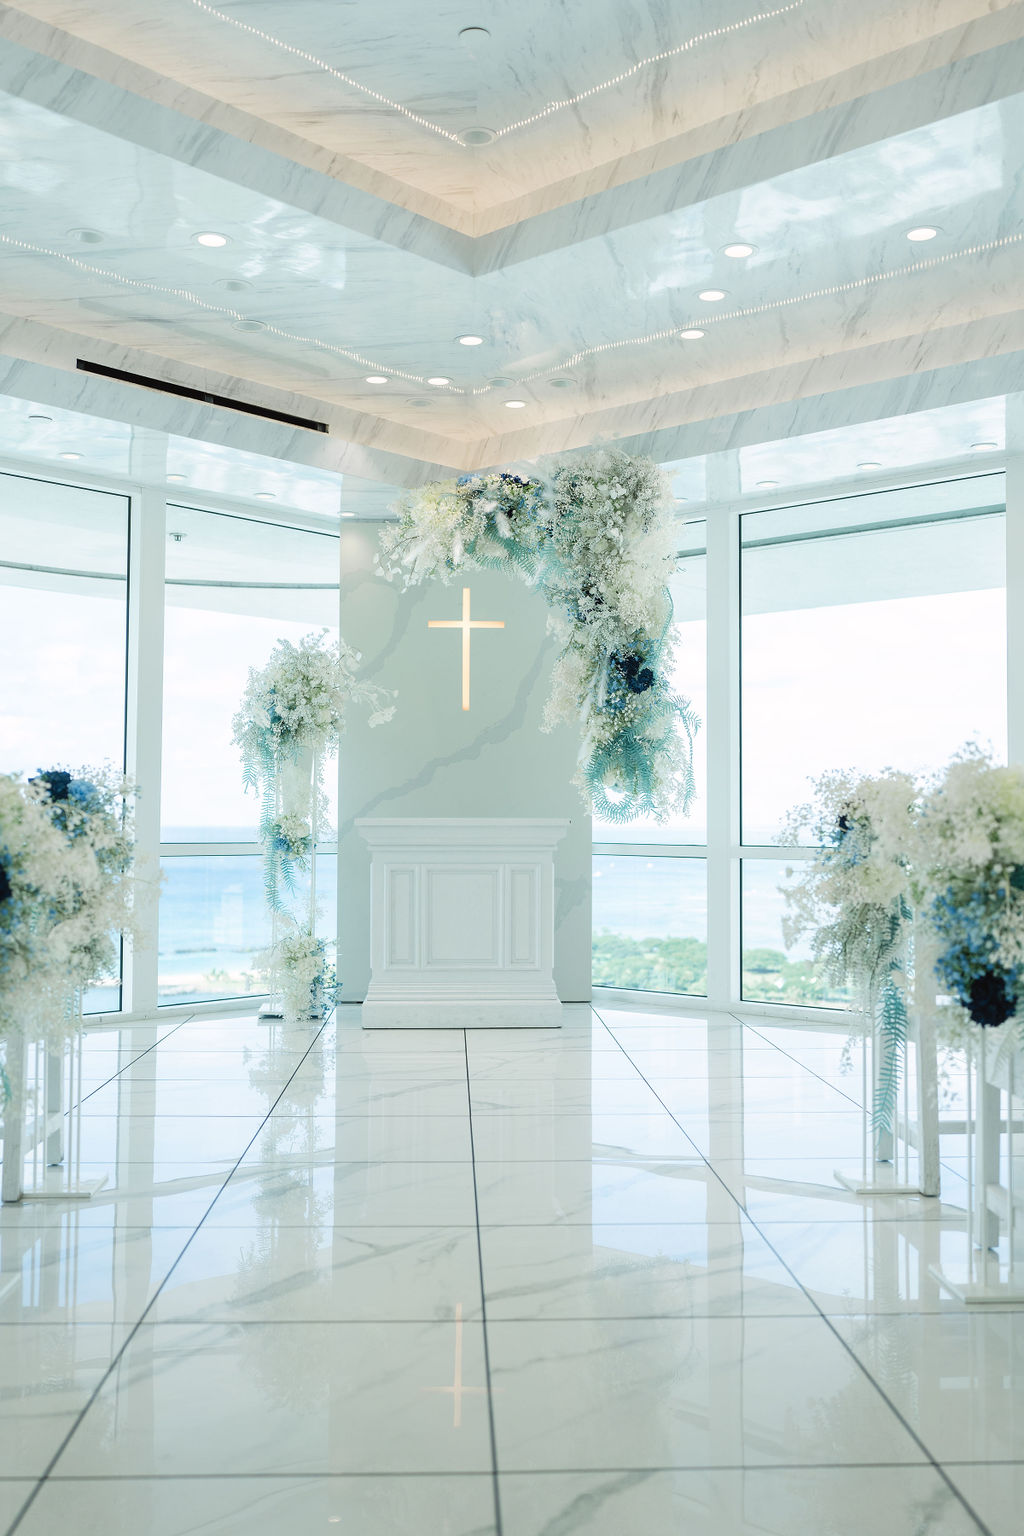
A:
[357,818,568,1028]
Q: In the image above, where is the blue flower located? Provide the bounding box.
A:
[34,769,71,801]
[967,971,1017,1027]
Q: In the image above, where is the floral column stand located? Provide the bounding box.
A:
[233,632,395,1027]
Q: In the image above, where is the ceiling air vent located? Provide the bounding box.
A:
[75,360,328,433]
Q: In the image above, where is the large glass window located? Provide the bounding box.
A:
[741,859,848,1008]
[159,507,341,1007]
[0,471,129,1013]
[0,472,129,778]
[157,852,338,1007]
[161,507,340,841]
[593,855,707,995]
[741,476,1006,844]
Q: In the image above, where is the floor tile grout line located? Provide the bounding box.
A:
[730,1013,864,1110]
[2,1011,333,1536]
[1,1460,1004,1482]
[589,1002,997,1536]
[463,1029,504,1536]
[72,1013,196,1110]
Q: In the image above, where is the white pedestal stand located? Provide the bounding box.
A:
[833,945,941,1199]
[2,1012,107,1204]
[358,818,568,1029]
[931,1026,1024,1305]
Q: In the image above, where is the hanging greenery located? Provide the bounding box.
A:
[378,448,699,823]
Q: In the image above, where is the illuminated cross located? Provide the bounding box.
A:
[427,586,504,711]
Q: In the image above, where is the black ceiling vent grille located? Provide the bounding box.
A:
[75,360,328,434]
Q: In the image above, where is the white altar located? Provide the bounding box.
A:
[356,817,569,1028]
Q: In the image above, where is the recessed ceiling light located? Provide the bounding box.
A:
[216,278,253,292]
[232,319,265,333]
[857,461,882,470]
[679,328,706,340]
[68,228,103,244]
[756,479,778,489]
[488,376,513,387]
[457,127,496,145]
[698,289,728,302]
[254,491,276,501]
[28,413,52,422]
[906,226,940,242]
[458,25,491,40]
[722,242,756,258]
[195,232,229,247]
[549,377,572,388]
[456,334,485,346]
[971,440,999,450]
[167,473,187,482]
[427,376,452,386]
[59,451,82,461]
[504,399,527,409]
[341,511,356,518]
[364,375,389,384]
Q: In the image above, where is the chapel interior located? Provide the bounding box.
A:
[1,3,1023,1534]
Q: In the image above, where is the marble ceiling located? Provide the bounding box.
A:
[0,0,1021,487]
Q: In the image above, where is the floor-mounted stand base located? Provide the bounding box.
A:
[833,1163,932,1198]
[930,1258,1024,1306]
[4,1170,108,1204]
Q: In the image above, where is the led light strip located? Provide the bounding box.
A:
[2,228,1018,411]
[188,0,806,145]
[502,231,1024,391]
[0,231,459,394]
[188,0,466,143]
[493,1,807,139]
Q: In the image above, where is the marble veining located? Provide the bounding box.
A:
[0,1002,1011,1533]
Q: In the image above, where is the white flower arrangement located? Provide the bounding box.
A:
[378,449,699,823]
[232,631,395,910]
[264,926,337,1024]
[914,748,1024,1030]
[781,768,918,1127]
[782,750,1024,1117]
[0,766,136,1097]
[781,768,918,998]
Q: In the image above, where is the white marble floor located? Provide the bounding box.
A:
[0,1002,1016,1535]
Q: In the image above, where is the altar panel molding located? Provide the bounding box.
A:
[357,818,568,1028]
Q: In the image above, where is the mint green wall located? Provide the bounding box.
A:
[336,523,592,1002]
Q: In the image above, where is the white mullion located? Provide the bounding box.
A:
[592,843,707,858]
[158,842,339,857]
[705,454,742,1009]
[1006,396,1024,761]
[738,844,818,861]
[123,483,167,1016]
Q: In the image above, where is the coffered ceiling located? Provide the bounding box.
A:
[0,0,1021,488]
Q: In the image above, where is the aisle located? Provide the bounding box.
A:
[0,1004,1014,1536]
